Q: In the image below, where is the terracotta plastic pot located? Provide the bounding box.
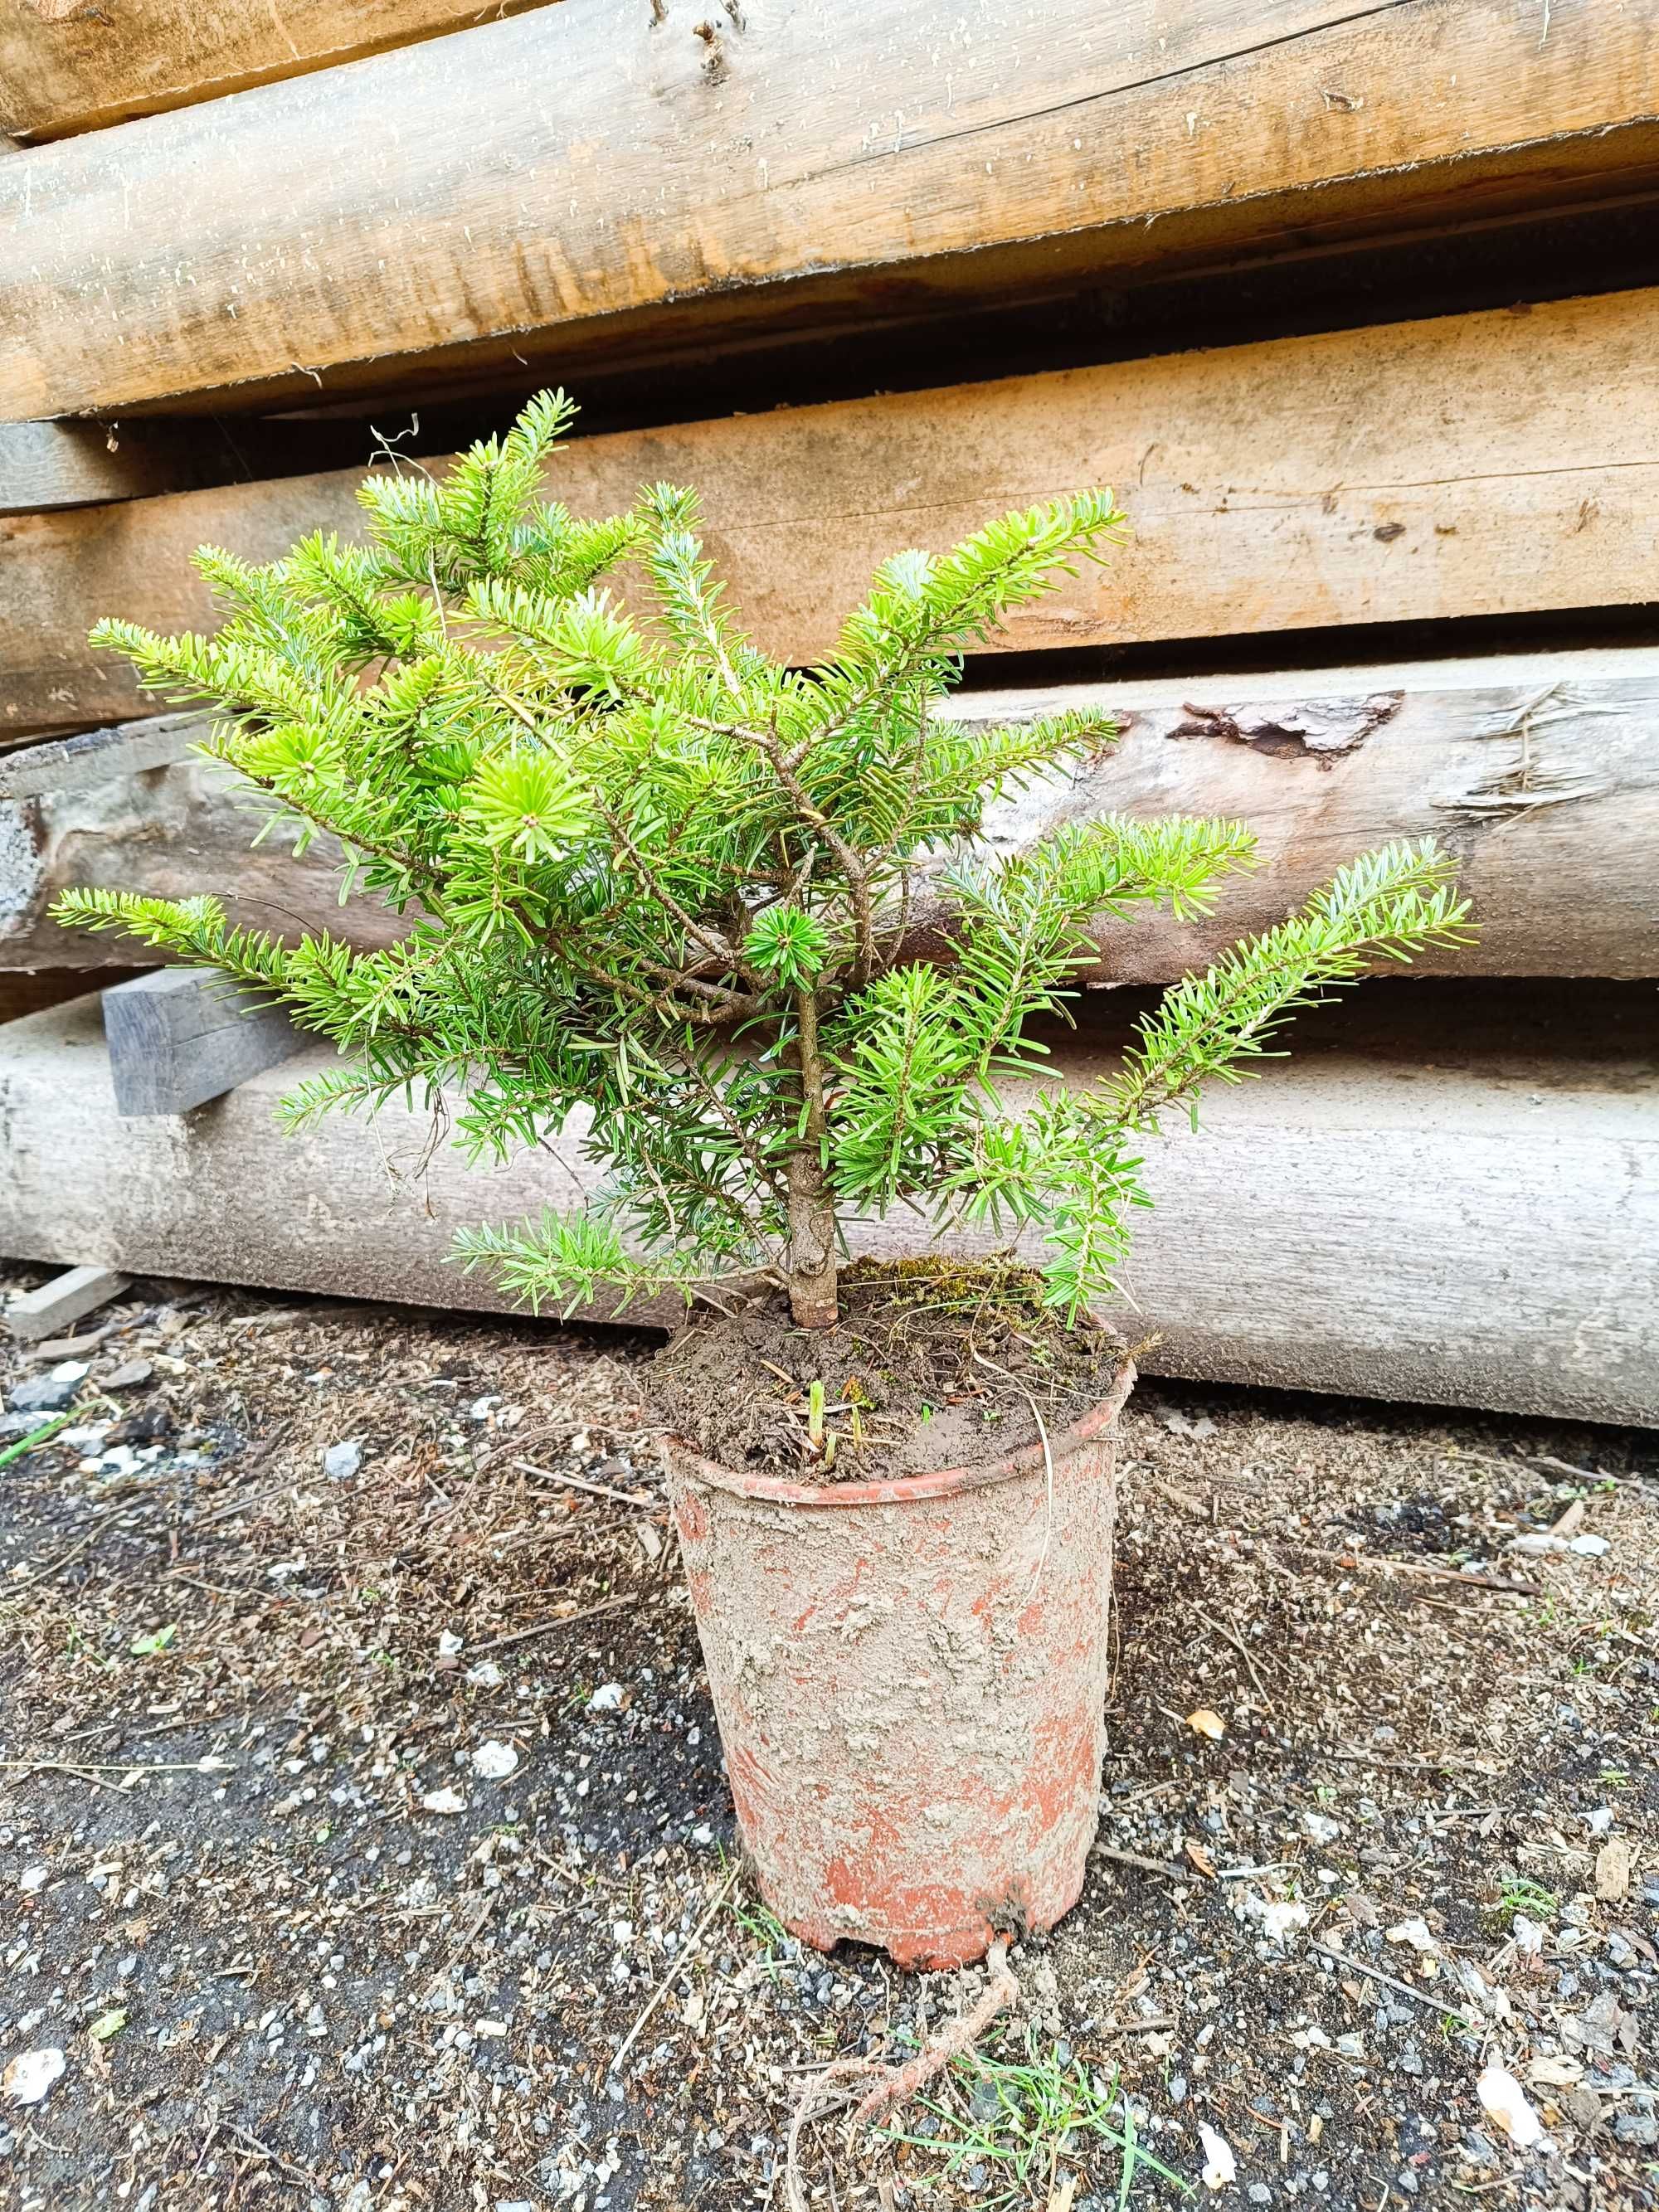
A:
[664,1359,1134,1970]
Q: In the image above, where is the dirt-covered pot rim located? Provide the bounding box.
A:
[663,1357,1136,1511]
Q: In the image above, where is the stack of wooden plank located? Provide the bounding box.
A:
[2,0,1655,1418]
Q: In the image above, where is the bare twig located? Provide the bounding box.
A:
[1192,1605,1270,1699]
[513,1458,663,1511]
[224,2121,318,2190]
[784,1938,1019,2212]
[468,1592,661,1654]
[1092,1843,1183,1878]
[608,1865,738,2079]
[1311,1942,1481,2030]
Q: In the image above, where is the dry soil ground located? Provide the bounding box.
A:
[1,1271,1653,2212]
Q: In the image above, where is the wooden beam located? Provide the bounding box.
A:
[3,0,1658,419]
[101,968,303,1116]
[7,286,1659,737]
[7,647,1659,980]
[0,1,556,145]
[4,1263,129,1344]
[0,712,403,966]
[0,417,382,515]
[941,649,1659,984]
[2,985,1652,1424]
[0,421,223,513]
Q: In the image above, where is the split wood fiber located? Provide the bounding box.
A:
[1,988,1652,1427]
[5,287,1658,737]
[0,0,557,143]
[7,649,1657,980]
[2,0,1657,416]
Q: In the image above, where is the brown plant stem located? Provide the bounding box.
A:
[786,987,839,1328]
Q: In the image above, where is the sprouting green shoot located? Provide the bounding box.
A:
[880,2030,1192,2206]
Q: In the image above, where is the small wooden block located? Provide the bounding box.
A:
[102,966,302,1118]
[5,1263,129,1344]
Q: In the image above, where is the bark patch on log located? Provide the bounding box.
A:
[1169,692,1403,764]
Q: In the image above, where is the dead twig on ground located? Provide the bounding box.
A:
[1311,1942,1481,2030]
[608,1865,738,2082]
[1092,1843,1182,1878]
[224,2120,317,2190]
[784,1939,1019,2210]
[1192,1604,1270,1699]
[513,1456,662,1510]
[469,1592,664,1654]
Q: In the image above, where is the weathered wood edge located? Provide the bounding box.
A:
[7,285,1659,737]
[4,0,1658,418]
[1,988,1653,1426]
[7,649,1659,979]
[101,969,304,1117]
[0,0,557,144]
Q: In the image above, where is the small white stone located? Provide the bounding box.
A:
[3,2048,66,2105]
[1244,1892,1311,1944]
[1199,2122,1237,2190]
[472,1741,519,1781]
[50,1361,90,1383]
[420,1786,468,1815]
[324,1441,362,1481]
[588,1682,625,1712]
[466,1660,504,1689]
[18,1866,48,1895]
[437,1630,465,1659]
[1477,2060,1547,2148]
[1569,1534,1609,1557]
[1386,1916,1439,1954]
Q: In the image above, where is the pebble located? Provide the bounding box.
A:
[2,2049,66,2105]
[9,1373,80,1414]
[17,1866,47,1894]
[1199,2123,1237,2190]
[324,1440,363,1480]
[588,1683,625,1712]
[472,1741,519,1781]
[1569,1534,1609,1557]
[104,1359,153,1391]
[1248,2186,1272,2205]
[420,1787,468,1815]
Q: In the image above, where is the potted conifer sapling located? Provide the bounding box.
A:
[58,391,1472,1968]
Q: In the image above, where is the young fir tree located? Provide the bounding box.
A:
[56,392,1472,1332]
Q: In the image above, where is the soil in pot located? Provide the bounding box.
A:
[651,1261,1134,1970]
[648,1258,1126,1482]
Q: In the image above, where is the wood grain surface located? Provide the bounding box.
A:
[2,0,1656,416]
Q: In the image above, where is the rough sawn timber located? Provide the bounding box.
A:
[7,287,1659,736]
[101,968,303,1118]
[2,0,1658,417]
[0,0,556,144]
[7,649,1659,980]
[0,416,396,514]
[1,987,1652,1426]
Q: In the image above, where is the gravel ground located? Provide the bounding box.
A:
[0,1271,1653,2212]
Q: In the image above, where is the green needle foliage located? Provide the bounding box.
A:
[55,391,1473,1330]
